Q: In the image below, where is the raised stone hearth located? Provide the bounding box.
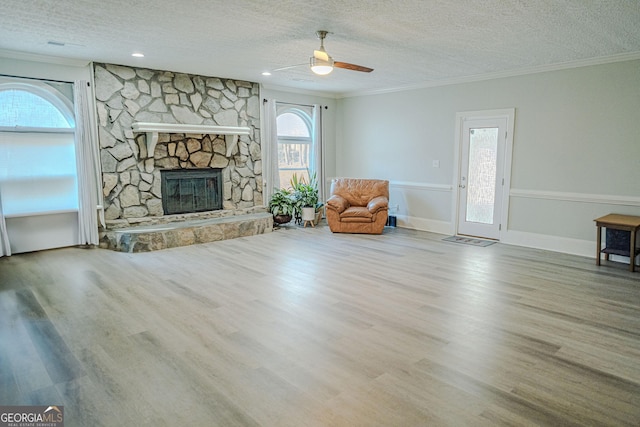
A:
[99,208,272,252]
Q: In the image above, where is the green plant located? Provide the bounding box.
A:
[290,172,319,208]
[289,173,305,191]
[297,184,318,207]
[268,188,296,216]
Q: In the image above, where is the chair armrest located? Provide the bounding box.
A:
[326,195,349,214]
[367,196,388,214]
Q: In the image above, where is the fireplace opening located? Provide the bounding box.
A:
[160,168,222,215]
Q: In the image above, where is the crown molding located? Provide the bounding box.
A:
[339,51,640,98]
[0,48,90,67]
[260,83,339,99]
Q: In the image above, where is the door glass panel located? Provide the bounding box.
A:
[466,127,498,224]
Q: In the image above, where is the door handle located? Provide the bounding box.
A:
[459,185,466,189]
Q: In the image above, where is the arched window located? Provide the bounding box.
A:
[0,82,78,216]
[276,108,312,188]
[0,89,73,128]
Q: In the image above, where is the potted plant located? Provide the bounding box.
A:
[305,172,324,225]
[290,173,319,224]
[299,184,318,223]
[268,188,296,225]
[308,172,324,224]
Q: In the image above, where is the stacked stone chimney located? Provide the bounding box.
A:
[93,63,262,223]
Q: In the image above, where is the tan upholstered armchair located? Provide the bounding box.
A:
[326,178,389,234]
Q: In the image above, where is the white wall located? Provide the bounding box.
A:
[336,60,640,256]
[0,53,92,253]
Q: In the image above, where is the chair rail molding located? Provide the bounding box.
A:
[131,122,251,159]
[389,181,453,192]
[509,188,640,207]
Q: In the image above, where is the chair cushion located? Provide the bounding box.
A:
[340,206,373,222]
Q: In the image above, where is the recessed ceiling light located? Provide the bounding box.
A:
[131,52,144,58]
[261,71,271,76]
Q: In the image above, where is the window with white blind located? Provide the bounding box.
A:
[0,82,78,217]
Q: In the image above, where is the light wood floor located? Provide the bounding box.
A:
[1,225,639,426]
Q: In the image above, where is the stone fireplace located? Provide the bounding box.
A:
[93,63,272,252]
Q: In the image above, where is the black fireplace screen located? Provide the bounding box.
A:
[161,168,222,215]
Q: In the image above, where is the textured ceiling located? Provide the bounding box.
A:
[1,0,640,96]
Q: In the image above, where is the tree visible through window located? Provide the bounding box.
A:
[276,110,311,188]
[0,85,78,216]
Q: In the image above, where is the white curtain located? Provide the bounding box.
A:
[0,191,10,256]
[73,80,104,245]
[262,99,280,204]
[310,104,325,204]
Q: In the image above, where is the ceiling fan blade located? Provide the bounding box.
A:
[334,62,374,73]
[314,49,330,62]
[270,63,307,72]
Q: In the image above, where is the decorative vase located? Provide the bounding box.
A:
[273,214,292,225]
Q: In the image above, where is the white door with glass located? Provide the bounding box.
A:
[456,117,508,240]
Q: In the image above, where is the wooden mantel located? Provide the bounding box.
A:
[131,122,251,158]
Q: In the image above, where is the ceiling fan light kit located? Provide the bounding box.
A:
[310,31,334,75]
[310,56,334,75]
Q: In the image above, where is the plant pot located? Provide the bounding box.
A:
[273,214,292,225]
[301,207,315,222]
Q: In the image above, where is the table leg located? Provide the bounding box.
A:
[630,229,637,272]
[596,225,602,266]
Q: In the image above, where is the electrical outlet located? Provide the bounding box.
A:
[432,160,440,168]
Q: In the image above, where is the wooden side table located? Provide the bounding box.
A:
[594,214,640,272]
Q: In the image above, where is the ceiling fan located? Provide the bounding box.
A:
[310,31,373,75]
[266,31,374,76]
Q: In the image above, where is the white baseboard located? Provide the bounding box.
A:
[396,215,600,259]
[395,215,453,236]
[501,230,594,258]
[502,230,638,264]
